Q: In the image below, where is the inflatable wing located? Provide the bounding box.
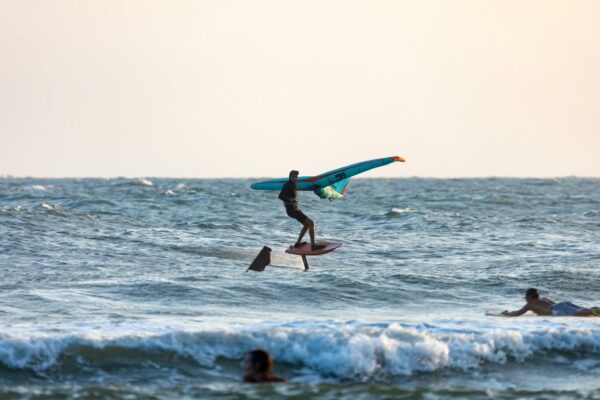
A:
[250,155,405,201]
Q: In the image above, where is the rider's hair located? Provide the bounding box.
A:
[525,288,539,299]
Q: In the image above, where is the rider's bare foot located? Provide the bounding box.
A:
[293,241,307,248]
[311,243,325,251]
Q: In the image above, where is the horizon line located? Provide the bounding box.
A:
[2,175,599,180]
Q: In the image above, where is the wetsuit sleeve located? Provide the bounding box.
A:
[278,182,290,201]
[278,181,297,207]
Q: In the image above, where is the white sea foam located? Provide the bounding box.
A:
[1,321,599,378]
[24,184,53,192]
[384,208,412,216]
[134,178,154,186]
[40,203,61,212]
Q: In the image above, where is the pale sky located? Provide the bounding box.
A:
[1,1,599,178]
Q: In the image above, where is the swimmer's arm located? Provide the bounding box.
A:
[501,305,529,317]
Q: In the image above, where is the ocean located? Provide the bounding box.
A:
[1,177,599,399]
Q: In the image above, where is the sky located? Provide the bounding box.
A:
[1,1,599,178]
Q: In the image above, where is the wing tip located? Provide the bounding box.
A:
[392,155,406,162]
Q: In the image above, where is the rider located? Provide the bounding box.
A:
[279,170,324,250]
[502,288,600,317]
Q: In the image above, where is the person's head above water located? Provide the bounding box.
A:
[243,349,284,383]
[245,349,272,374]
[289,170,299,182]
[525,288,539,302]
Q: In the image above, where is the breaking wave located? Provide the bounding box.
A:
[2,321,599,381]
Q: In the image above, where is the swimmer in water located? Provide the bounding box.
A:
[243,349,286,383]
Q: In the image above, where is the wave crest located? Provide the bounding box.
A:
[1,321,599,381]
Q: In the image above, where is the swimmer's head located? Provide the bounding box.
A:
[525,288,539,302]
[244,349,273,375]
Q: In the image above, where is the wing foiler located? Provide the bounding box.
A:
[250,155,405,201]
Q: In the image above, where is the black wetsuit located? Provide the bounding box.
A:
[278,180,308,223]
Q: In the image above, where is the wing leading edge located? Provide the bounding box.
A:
[250,155,405,200]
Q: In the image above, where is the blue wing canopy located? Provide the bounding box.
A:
[331,178,350,194]
[250,155,405,200]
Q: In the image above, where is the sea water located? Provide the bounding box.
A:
[1,177,599,399]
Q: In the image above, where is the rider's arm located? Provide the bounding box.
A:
[501,305,529,317]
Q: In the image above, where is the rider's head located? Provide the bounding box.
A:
[289,170,299,182]
[525,288,539,303]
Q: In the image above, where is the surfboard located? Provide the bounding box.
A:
[485,309,508,317]
[285,241,341,256]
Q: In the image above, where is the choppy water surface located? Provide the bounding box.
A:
[1,177,599,399]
